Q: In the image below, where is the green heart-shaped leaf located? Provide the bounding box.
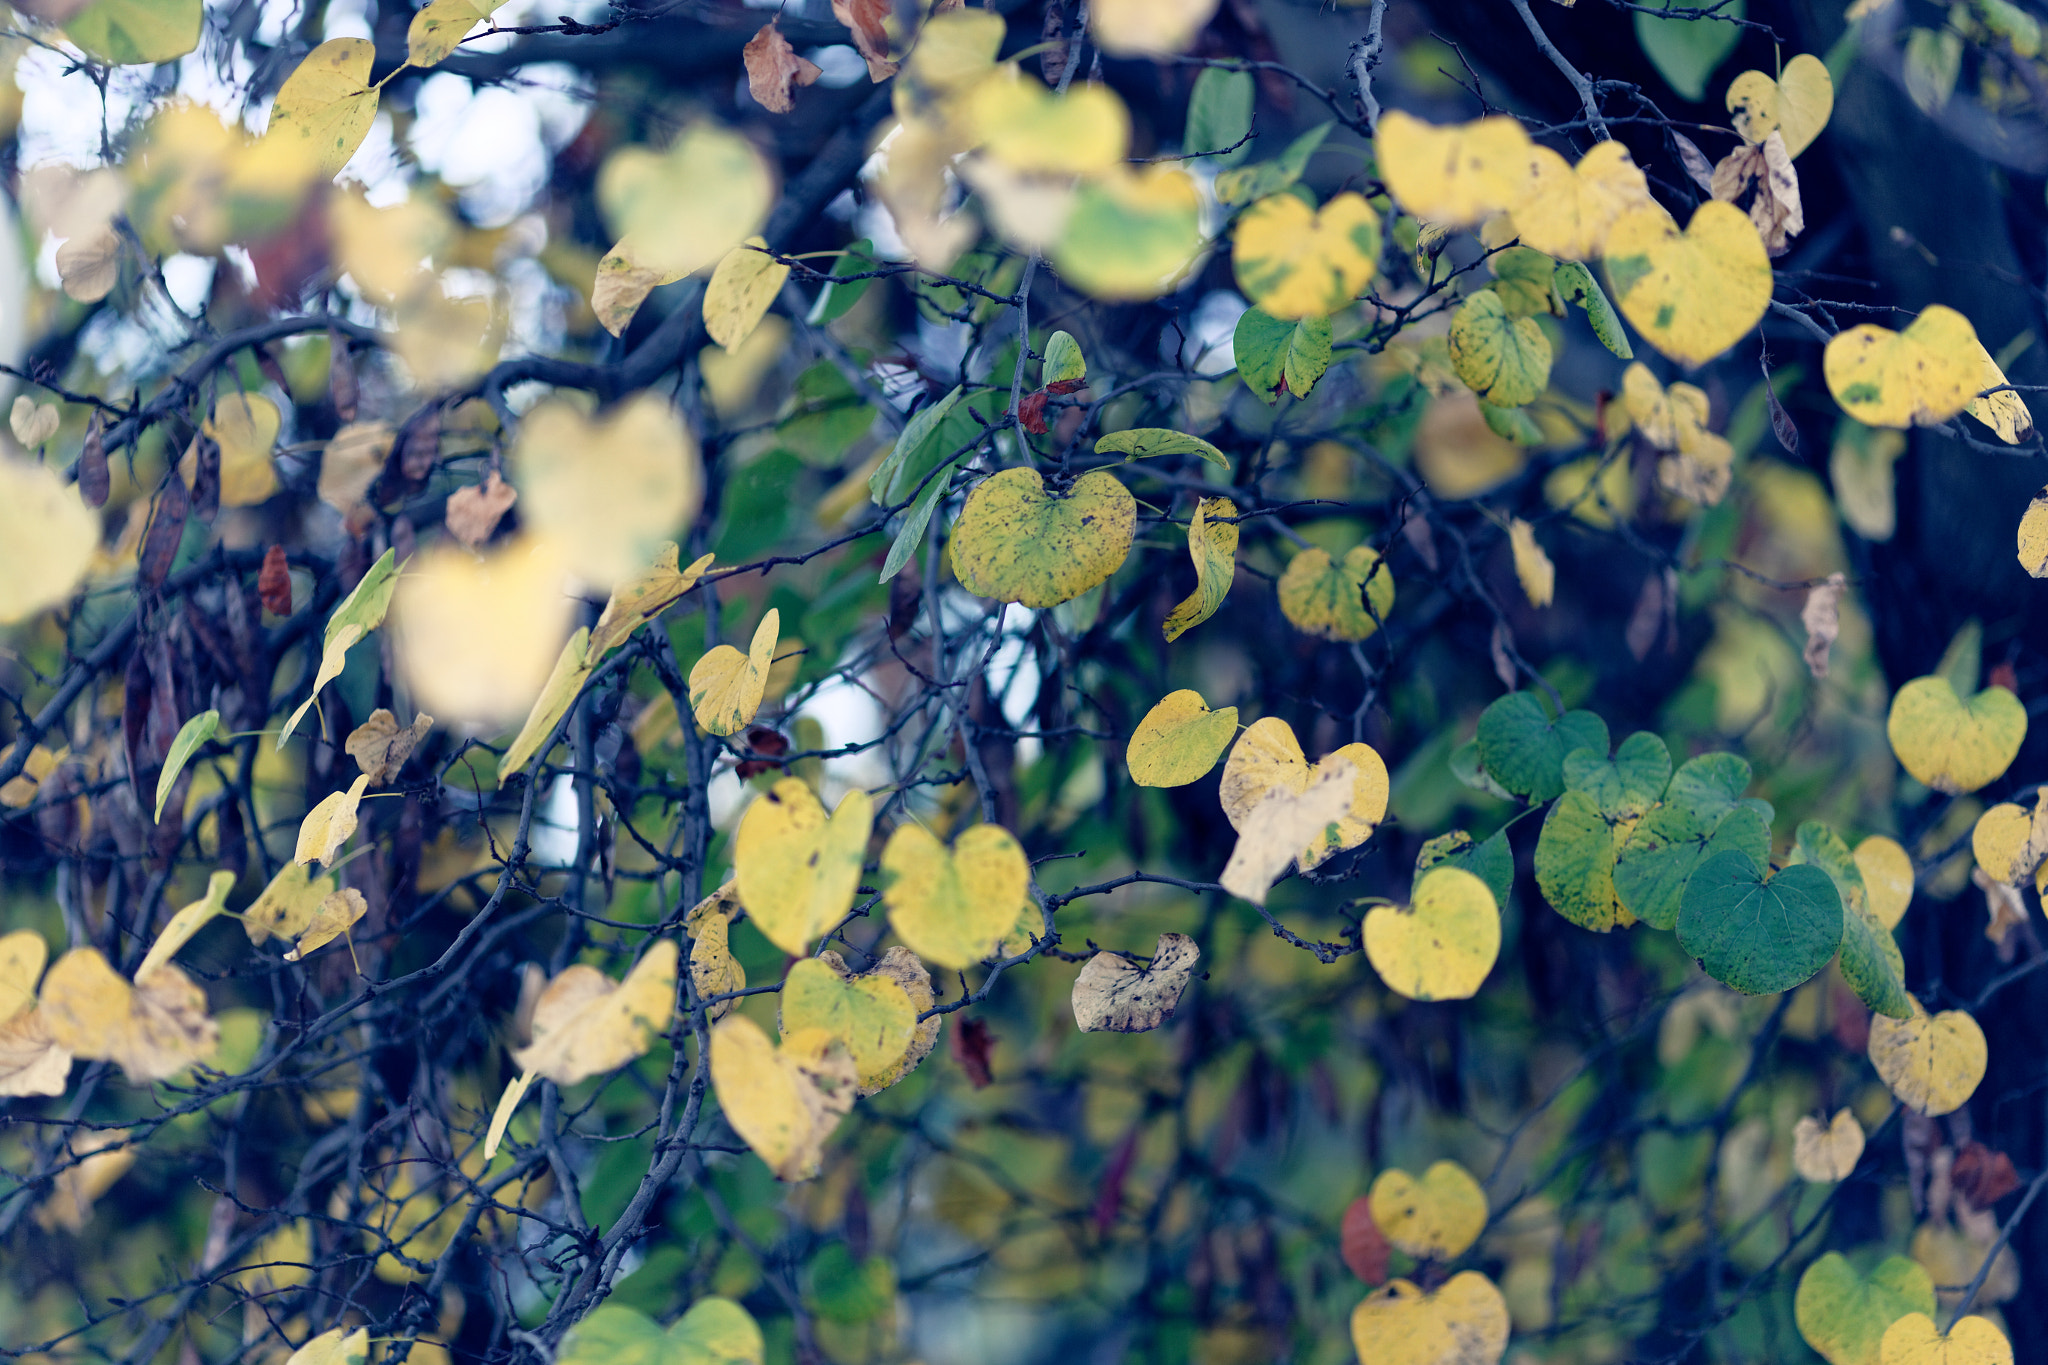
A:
[1678,850,1843,995]
[557,1298,764,1365]
[1790,821,1911,1019]
[1793,1253,1934,1365]
[1473,692,1609,803]
[1413,828,1513,912]
[1562,730,1671,820]
[1612,752,1770,930]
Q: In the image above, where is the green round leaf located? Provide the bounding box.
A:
[1614,797,1771,931]
[1448,290,1553,407]
[1535,789,1631,931]
[1562,730,1671,819]
[1234,307,1332,404]
[1794,1253,1935,1365]
[1790,821,1911,1019]
[1042,330,1087,386]
[1473,692,1609,803]
[558,1298,764,1365]
[1677,851,1843,995]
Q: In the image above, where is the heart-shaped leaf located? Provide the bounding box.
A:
[881,822,1029,969]
[1365,866,1500,1001]
[1414,829,1514,911]
[1127,689,1239,788]
[704,236,790,352]
[1563,731,1672,818]
[1473,692,1610,803]
[557,1296,764,1365]
[1071,932,1200,1032]
[778,953,916,1095]
[1868,996,1987,1116]
[1233,307,1333,403]
[1880,1313,2011,1365]
[689,610,779,737]
[1511,140,1655,261]
[1612,752,1770,930]
[1218,717,1389,872]
[1677,850,1843,995]
[949,467,1136,608]
[1856,834,1916,931]
[1635,0,1743,101]
[1727,53,1834,157]
[1349,1272,1510,1365]
[1790,821,1911,1018]
[709,1016,858,1181]
[1886,675,2026,794]
[1794,1252,1934,1365]
[1534,788,1638,931]
[1375,110,1534,229]
[510,942,677,1086]
[1277,544,1395,641]
[1792,1108,1865,1182]
[1368,1160,1488,1260]
[733,780,872,957]
[1449,289,1553,407]
[1231,190,1381,320]
[1602,200,1771,367]
[1825,306,1984,430]
[265,38,380,179]
[511,393,704,591]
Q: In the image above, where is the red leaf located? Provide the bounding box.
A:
[743,21,822,114]
[950,1015,996,1088]
[1044,378,1087,396]
[1953,1142,2022,1208]
[259,545,293,616]
[734,727,790,779]
[1340,1196,1391,1285]
[1989,661,2018,692]
[1016,389,1050,435]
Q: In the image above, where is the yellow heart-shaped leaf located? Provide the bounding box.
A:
[1855,835,1915,931]
[1824,305,1983,430]
[390,535,578,728]
[1886,674,2026,794]
[970,72,1130,173]
[1230,191,1381,321]
[1603,200,1771,367]
[1879,1314,2011,1365]
[39,947,217,1082]
[778,951,919,1095]
[0,456,101,626]
[1727,53,1834,157]
[881,822,1029,969]
[1349,1272,1509,1365]
[704,237,791,352]
[1364,866,1501,1001]
[295,774,370,867]
[1510,140,1654,261]
[1448,289,1552,407]
[1277,544,1395,641]
[686,904,745,1022]
[511,393,704,591]
[1375,111,1533,229]
[1867,996,1986,1116]
[265,38,380,180]
[690,609,780,737]
[733,779,873,956]
[1971,795,2048,885]
[709,1016,858,1181]
[1218,716,1389,871]
[949,467,1136,608]
[1369,1160,1489,1259]
[1127,689,1239,788]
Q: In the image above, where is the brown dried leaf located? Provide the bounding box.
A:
[398,408,442,484]
[831,0,898,80]
[1672,131,1716,192]
[1801,572,1847,680]
[258,544,293,615]
[445,470,518,549]
[138,477,190,592]
[1971,866,2029,946]
[1952,1141,2021,1208]
[344,708,434,784]
[950,1014,995,1086]
[0,1010,71,1098]
[76,411,108,508]
[1072,932,1201,1033]
[744,21,822,114]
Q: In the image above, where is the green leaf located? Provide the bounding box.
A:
[809,238,879,325]
[557,1298,764,1365]
[1415,829,1513,912]
[1213,121,1331,206]
[1563,732,1671,819]
[778,361,879,466]
[1678,850,1843,995]
[1450,738,1514,801]
[1233,307,1332,403]
[870,387,964,506]
[1535,790,1632,931]
[156,709,221,824]
[1448,290,1552,407]
[1634,0,1744,101]
[1790,821,1912,1019]
[1185,67,1255,166]
[1490,246,1559,318]
[1093,428,1228,469]
[1611,750,1771,931]
[327,548,402,649]
[879,447,968,582]
[1934,618,1981,697]
[1042,330,1087,387]
[1480,402,1544,445]
[1554,261,1634,359]
[66,0,203,64]
[1473,692,1609,803]
[1794,1253,1936,1365]
[1903,26,1962,114]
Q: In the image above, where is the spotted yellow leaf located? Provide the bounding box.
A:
[1879,1314,2011,1365]
[39,948,217,1082]
[949,468,1135,608]
[265,38,380,180]
[686,905,745,1022]
[589,544,716,662]
[283,887,367,963]
[1127,689,1239,788]
[1375,111,1534,230]
[1886,674,2025,794]
[690,610,779,737]
[734,780,873,956]
[1230,191,1381,320]
[1825,305,1983,430]
[1277,543,1394,641]
[1509,140,1654,261]
[881,822,1029,969]
[1369,1160,1488,1259]
[1365,866,1501,1002]
[1164,496,1238,641]
[295,775,370,867]
[778,953,917,1094]
[1727,54,1834,157]
[1448,290,1551,407]
[709,1016,858,1181]
[1349,1271,1508,1365]
[1867,996,1986,1116]
[1603,200,1771,367]
[704,237,790,352]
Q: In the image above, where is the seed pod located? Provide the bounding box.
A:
[77,411,108,508]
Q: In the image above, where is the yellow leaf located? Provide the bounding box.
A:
[1364,866,1501,1001]
[31,1128,133,1234]
[482,1068,535,1162]
[779,952,917,1094]
[264,38,380,180]
[1509,140,1654,261]
[687,907,745,1022]
[390,535,577,728]
[2021,486,2048,576]
[1971,795,2048,885]
[283,887,367,962]
[9,396,56,447]
[316,420,392,515]
[284,1328,369,1365]
[1370,1160,1489,1259]
[598,121,775,285]
[39,948,218,1081]
[1792,1107,1865,1182]
[280,622,363,749]
[949,468,1136,609]
[969,72,1130,173]
[1856,835,1916,931]
[851,946,940,1090]
[0,1008,72,1098]
[407,0,502,68]
[0,456,100,624]
[1071,932,1200,1032]
[1886,675,2026,794]
[1508,518,1554,607]
[295,774,371,867]
[1127,689,1239,788]
[1349,1273,1510,1365]
[689,609,779,737]
[0,744,63,808]
[1727,54,1834,157]
[1219,758,1355,904]
[590,545,716,662]
[499,629,592,785]
[1375,111,1534,230]
[203,393,282,506]
[704,237,791,352]
[1160,495,1239,641]
[1219,716,1389,871]
[709,1015,858,1181]
[244,861,338,946]
[345,708,435,785]
[1867,995,1986,1116]
[510,940,677,1085]
[1603,200,1772,367]
[1277,544,1395,641]
[734,780,873,955]
[881,821,1029,969]
[590,250,666,338]
[1879,1314,2011,1365]
[136,869,236,979]
[1230,191,1381,320]
[0,929,46,1023]
[510,393,703,592]
[1962,336,2033,444]
[330,190,451,305]
[1087,0,1220,56]
[1825,305,1983,429]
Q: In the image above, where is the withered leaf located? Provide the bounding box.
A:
[1071,932,1201,1033]
[344,708,434,784]
[76,412,108,508]
[831,0,897,80]
[138,476,190,592]
[258,544,293,615]
[744,21,822,114]
[445,470,518,549]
